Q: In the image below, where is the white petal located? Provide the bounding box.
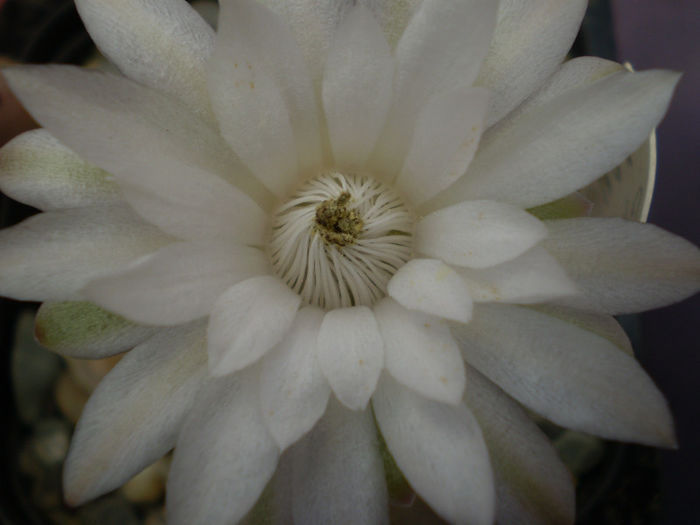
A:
[207,276,301,376]
[476,0,588,126]
[453,304,677,447]
[371,0,498,176]
[323,5,394,168]
[167,370,279,525]
[543,218,700,313]
[456,246,578,304]
[0,207,169,302]
[464,367,575,525]
[427,69,680,211]
[83,241,269,326]
[387,258,473,322]
[260,307,330,450]
[35,301,158,359]
[396,87,489,206]
[415,200,548,269]
[373,374,495,525]
[374,298,465,404]
[75,0,215,119]
[291,398,389,525]
[0,130,121,210]
[316,306,384,410]
[63,323,207,505]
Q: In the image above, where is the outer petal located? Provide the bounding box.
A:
[476,0,588,126]
[63,323,207,505]
[260,307,330,450]
[387,258,473,322]
[464,367,575,525]
[0,130,121,210]
[316,306,384,410]
[374,298,465,404]
[35,301,158,359]
[427,70,680,211]
[543,218,700,313]
[83,241,269,326]
[167,370,279,525]
[0,206,169,302]
[415,200,548,269]
[207,276,301,376]
[453,304,677,447]
[322,5,394,168]
[373,374,495,525]
[75,0,215,119]
[291,398,389,525]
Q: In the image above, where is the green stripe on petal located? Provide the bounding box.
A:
[528,192,593,221]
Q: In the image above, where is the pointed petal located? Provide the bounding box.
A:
[317,306,384,410]
[63,323,207,505]
[371,0,498,176]
[456,246,578,304]
[0,207,169,302]
[75,0,215,119]
[428,70,680,211]
[291,398,389,525]
[543,218,700,313]
[323,5,394,168]
[476,0,588,126]
[387,258,473,322]
[83,241,269,326]
[415,200,548,269]
[35,301,158,359]
[464,367,575,525]
[167,370,279,525]
[207,276,301,376]
[374,298,465,404]
[453,304,677,447]
[373,374,495,525]
[0,130,121,210]
[260,307,330,450]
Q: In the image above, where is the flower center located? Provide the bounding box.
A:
[269,171,413,309]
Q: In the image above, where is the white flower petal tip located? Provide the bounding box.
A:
[415,200,548,269]
[316,306,384,411]
[387,258,473,323]
[374,299,465,405]
[207,276,301,377]
[373,375,495,525]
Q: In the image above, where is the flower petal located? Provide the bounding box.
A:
[167,370,279,525]
[83,241,269,326]
[396,87,489,205]
[0,130,121,210]
[323,5,394,168]
[373,374,495,525]
[34,301,157,359]
[291,398,389,525]
[387,258,473,322]
[75,0,215,119]
[0,207,169,302]
[415,200,548,269]
[455,246,578,304]
[260,307,330,450]
[453,304,676,447]
[207,276,301,377]
[317,306,384,410]
[464,366,575,525]
[476,0,588,126]
[427,69,680,211]
[374,298,465,404]
[371,0,498,176]
[543,218,700,313]
[63,323,207,505]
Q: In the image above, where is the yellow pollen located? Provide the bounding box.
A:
[314,192,364,247]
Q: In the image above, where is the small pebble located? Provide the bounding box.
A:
[32,418,71,466]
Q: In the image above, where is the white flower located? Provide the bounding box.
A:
[1,0,698,524]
